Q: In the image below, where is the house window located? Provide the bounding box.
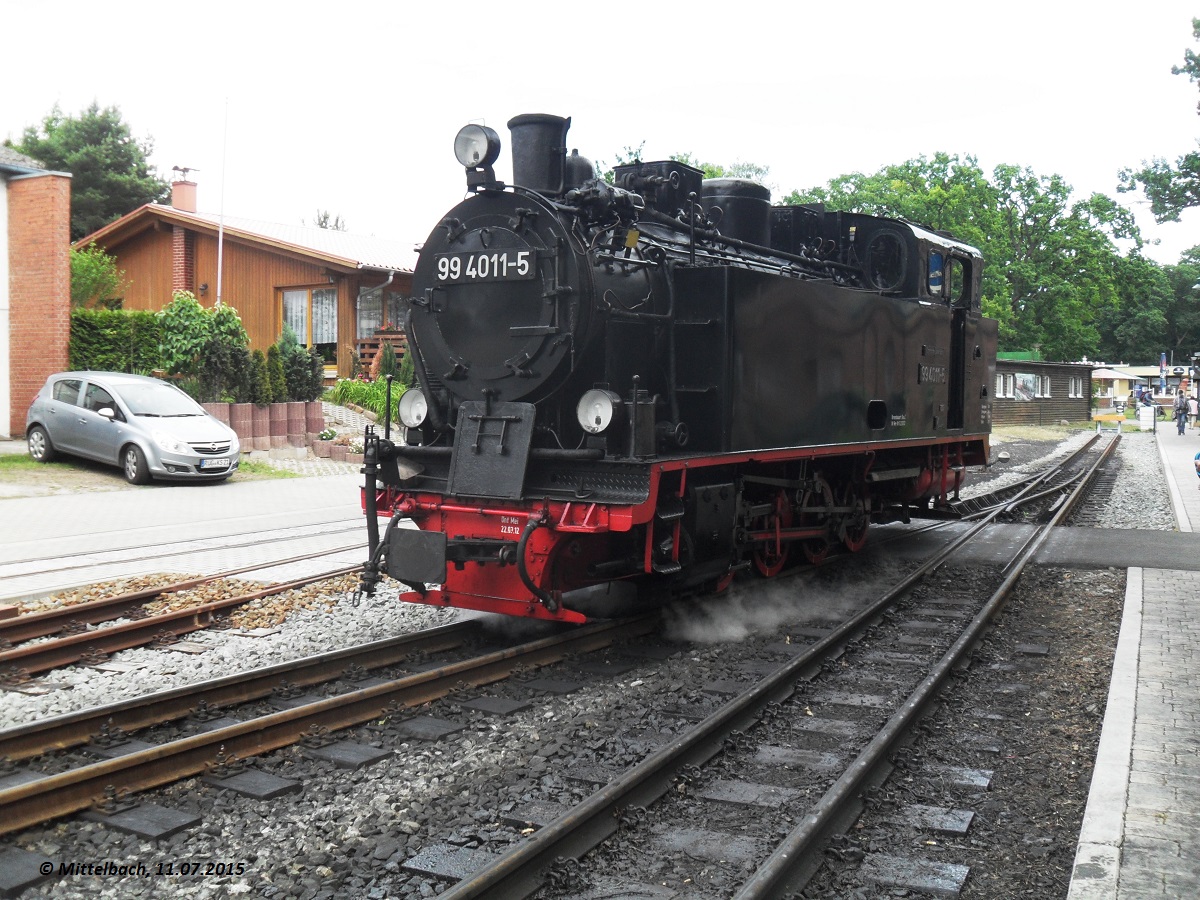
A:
[283,287,338,363]
[356,287,407,337]
[1069,376,1084,398]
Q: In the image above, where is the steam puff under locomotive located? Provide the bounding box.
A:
[360,114,997,623]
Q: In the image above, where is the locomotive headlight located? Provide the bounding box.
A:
[454,124,501,169]
[398,389,429,428]
[576,389,622,434]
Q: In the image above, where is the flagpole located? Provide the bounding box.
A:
[216,98,228,307]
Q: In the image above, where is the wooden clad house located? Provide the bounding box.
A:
[77,181,414,379]
[992,358,1092,425]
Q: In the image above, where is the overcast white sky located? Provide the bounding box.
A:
[4,1,1198,269]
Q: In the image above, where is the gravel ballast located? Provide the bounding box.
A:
[3,426,1179,899]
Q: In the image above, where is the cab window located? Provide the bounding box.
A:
[948,256,973,309]
[928,251,944,297]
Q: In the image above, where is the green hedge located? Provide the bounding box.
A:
[69,308,162,373]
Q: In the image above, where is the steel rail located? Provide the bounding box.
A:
[958,433,1102,521]
[0,543,364,645]
[0,567,360,676]
[733,433,1120,898]
[0,621,478,761]
[0,615,658,836]
[0,517,365,570]
[436,467,1062,899]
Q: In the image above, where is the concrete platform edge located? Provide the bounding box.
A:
[1156,431,1194,534]
[1066,567,1143,899]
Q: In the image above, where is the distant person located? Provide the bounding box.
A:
[1174,391,1188,435]
[1189,396,1198,430]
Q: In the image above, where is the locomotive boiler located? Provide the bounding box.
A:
[358,114,996,623]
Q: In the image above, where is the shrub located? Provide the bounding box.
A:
[69,308,161,372]
[276,325,324,402]
[378,342,400,380]
[198,341,252,402]
[267,345,288,402]
[155,294,252,401]
[157,291,211,375]
[250,349,272,405]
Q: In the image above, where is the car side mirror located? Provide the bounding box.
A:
[98,407,116,420]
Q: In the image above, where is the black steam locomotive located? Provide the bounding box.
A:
[359,114,996,622]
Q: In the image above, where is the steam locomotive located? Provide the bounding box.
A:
[358,114,996,623]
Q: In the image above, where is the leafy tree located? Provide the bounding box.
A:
[311,210,347,231]
[1162,249,1200,359]
[210,303,250,350]
[157,291,212,375]
[6,103,170,241]
[158,292,252,400]
[1119,18,1200,221]
[598,142,646,184]
[1097,255,1175,362]
[70,244,127,308]
[670,152,770,184]
[784,155,1140,360]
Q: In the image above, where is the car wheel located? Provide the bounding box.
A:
[27,425,57,462]
[122,444,152,485]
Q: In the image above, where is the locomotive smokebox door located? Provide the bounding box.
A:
[386,530,447,586]
[448,400,536,499]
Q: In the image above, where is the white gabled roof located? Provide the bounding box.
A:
[1091,367,1141,381]
[168,208,415,272]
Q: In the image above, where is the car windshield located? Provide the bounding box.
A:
[117,382,206,417]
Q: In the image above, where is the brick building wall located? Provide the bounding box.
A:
[6,173,71,438]
[171,225,194,292]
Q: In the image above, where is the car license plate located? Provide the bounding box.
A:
[199,458,231,470]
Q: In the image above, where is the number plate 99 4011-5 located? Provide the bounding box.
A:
[435,250,534,284]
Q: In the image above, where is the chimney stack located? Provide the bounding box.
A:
[171,179,197,213]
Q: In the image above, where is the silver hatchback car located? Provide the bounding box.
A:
[26,372,241,484]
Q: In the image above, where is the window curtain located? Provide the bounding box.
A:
[312,288,337,345]
[283,290,308,343]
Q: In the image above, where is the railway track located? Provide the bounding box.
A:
[0,545,363,647]
[417,435,1120,898]
[0,517,367,604]
[0,617,657,836]
[0,563,362,678]
[1,435,1121,897]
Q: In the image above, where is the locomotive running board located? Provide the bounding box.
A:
[397,588,589,625]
